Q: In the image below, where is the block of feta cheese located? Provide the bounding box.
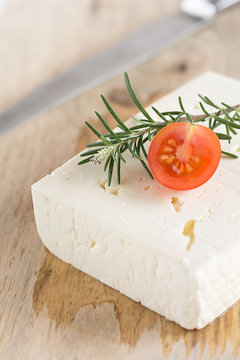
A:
[32,72,240,329]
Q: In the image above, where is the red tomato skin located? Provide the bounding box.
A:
[148,122,221,191]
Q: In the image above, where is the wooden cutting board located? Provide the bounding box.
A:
[1,7,240,359]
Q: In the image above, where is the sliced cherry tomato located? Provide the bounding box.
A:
[148,122,221,190]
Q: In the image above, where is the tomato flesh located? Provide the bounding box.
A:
[148,122,221,190]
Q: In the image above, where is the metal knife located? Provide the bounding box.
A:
[0,0,239,135]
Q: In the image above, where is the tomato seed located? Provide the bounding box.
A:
[160,154,169,160]
[186,164,193,173]
[168,139,176,146]
[166,156,175,165]
[163,146,174,153]
[179,163,185,175]
[191,156,200,163]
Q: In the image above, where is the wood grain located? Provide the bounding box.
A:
[0,0,180,113]
[1,5,240,360]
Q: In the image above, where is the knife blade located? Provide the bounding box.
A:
[0,0,238,135]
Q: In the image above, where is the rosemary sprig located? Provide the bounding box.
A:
[78,73,240,186]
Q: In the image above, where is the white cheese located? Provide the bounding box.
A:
[32,72,240,329]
